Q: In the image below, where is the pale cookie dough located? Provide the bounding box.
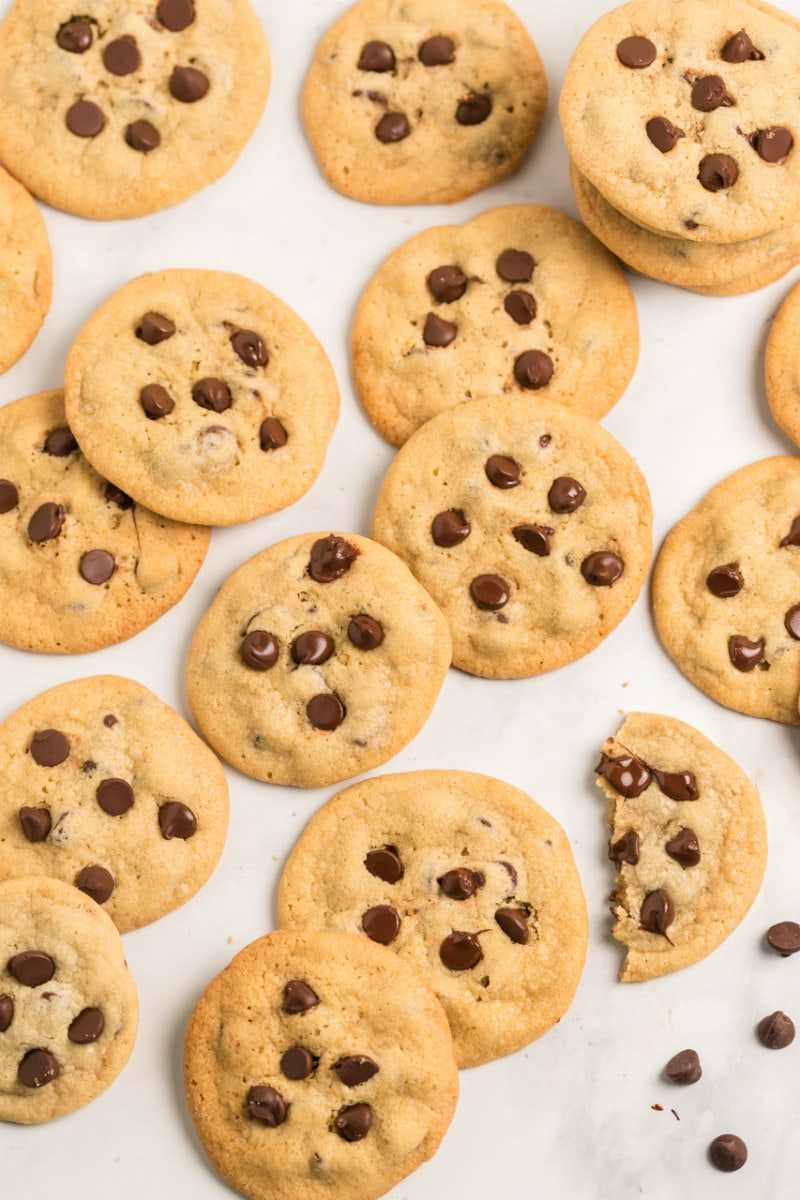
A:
[0,389,209,653]
[0,676,229,932]
[0,165,52,375]
[278,770,588,1068]
[301,0,547,205]
[765,278,800,447]
[653,456,800,724]
[371,395,652,679]
[0,0,270,219]
[560,0,800,244]
[185,532,452,787]
[0,876,138,1123]
[352,205,639,446]
[184,929,458,1200]
[595,713,767,982]
[64,270,339,526]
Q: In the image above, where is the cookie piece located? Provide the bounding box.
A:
[64,270,339,526]
[0,389,209,653]
[0,165,52,375]
[0,676,229,932]
[0,0,270,219]
[352,205,639,446]
[301,0,546,205]
[278,770,588,1068]
[0,876,138,1123]
[653,456,800,724]
[765,278,800,448]
[184,929,458,1200]
[560,0,800,244]
[596,713,766,981]
[185,532,452,787]
[371,395,652,679]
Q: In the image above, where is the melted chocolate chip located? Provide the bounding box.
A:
[104,483,133,510]
[18,1049,59,1088]
[137,312,175,344]
[192,377,232,412]
[96,778,133,817]
[231,328,268,367]
[66,100,105,138]
[485,454,520,488]
[0,995,13,1031]
[728,634,765,671]
[438,868,484,900]
[19,806,51,842]
[706,562,743,597]
[307,693,345,731]
[665,828,700,868]
[348,614,384,650]
[766,921,800,956]
[75,864,114,905]
[259,418,288,450]
[698,154,738,191]
[652,768,698,802]
[170,65,209,102]
[608,829,640,865]
[44,427,78,456]
[440,930,483,970]
[9,951,55,987]
[665,1049,702,1084]
[456,92,491,125]
[470,574,509,610]
[513,524,553,556]
[646,116,685,153]
[504,290,536,324]
[691,75,733,112]
[292,631,334,665]
[157,0,195,32]
[80,549,115,585]
[753,127,793,163]
[581,551,623,586]
[432,509,470,547]
[722,30,763,63]
[362,905,400,944]
[549,477,586,513]
[102,35,140,75]
[376,112,410,142]
[308,535,359,582]
[757,1010,795,1049]
[158,801,197,840]
[419,35,454,66]
[28,502,65,543]
[126,120,160,152]
[57,19,92,52]
[427,265,467,303]
[140,383,175,419]
[247,1085,288,1125]
[0,480,18,513]
[281,1045,317,1080]
[364,846,403,883]
[358,41,395,72]
[709,1134,748,1172]
[640,889,674,935]
[68,1007,105,1043]
[514,350,554,390]
[781,516,800,547]
[495,907,529,944]
[423,312,457,347]
[333,1055,379,1086]
[596,753,652,798]
[283,980,319,1013]
[334,1103,372,1141]
[616,36,656,68]
[241,630,279,670]
[497,249,534,283]
[29,729,70,767]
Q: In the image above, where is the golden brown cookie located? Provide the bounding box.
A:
[0,165,52,374]
[765,277,800,447]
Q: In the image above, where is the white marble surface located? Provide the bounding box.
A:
[3,0,800,1196]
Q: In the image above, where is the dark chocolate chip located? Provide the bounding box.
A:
[757,1010,795,1049]
[0,480,18,513]
[80,549,115,585]
[29,729,70,767]
[665,827,701,868]
[470,574,509,610]
[247,1085,288,1126]
[231,328,268,367]
[192,377,231,412]
[358,41,395,72]
[169,65,209,102]
[608,829,640,865]
[308,535,359,582]
[432,510,470,547]
[292,630,334,665]
[362,905,400,944]
[485,454,520,488]
[68,1007,105,1043]
[282,980,319,1013]
[102,35,140,75]
[596,752,652,797]
[18,1049,59,1088]
[549,477,586,513]
[281,1045,317,1080]
[427,265,467,303]
[19,806,51,842]
[307,693,345,731]
[640,889,674,935]
[722,30,763,63]
[785,605,800,640]
[364,846,403,883]
[440,930,483,970]
[616,36,657,68]
[495,906,529,944]
[103,715,118,728]
[157,0,195,32]
[75,864,114,905]
[512,524,553,556]
[44,427,78,457]
[0,995,13,1031]
[514,349,554,390]
[652,768,699,802]
[158,801,197,840]
[419,36,454,66]
[9,951,55,987]
[137,312,175,344]
[423,312,457,347]
[766,921,800,956]
[691,75,733,111]
[456,92,491,125]
[28,502,65,543]
[646,116,685,153]
[706,562,743,597]
[96,778,134,817]
[57,19,92,52]
[347,614,384,650]
[241,630,279,670]
[497,250,534,283]
[698,154,738,191]
[66,100,105,138]
[581,551,623,586]
[665,1049,702,1084]
[438,868,484,899]
[334,1103,372,1141]
[259,418,287,450]
[728,634,765,671]
[125,120,160,152]
[104,483,133,509]
[140,383,175,419]
[504,290,536,324]
[333,1055,379,1086]
[753,127,793,163]
[709,1134,748,1172]
[375,112,410,142]
[781,516,800,547]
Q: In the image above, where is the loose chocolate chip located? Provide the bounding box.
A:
[691,75,733,111]
[423,312,457,348]
[157,0,195,32]
[68,1007,105,1043]
[96,778,134,817]
[80,549,115,585]
[125,120,160,152]
[308,535,359,583]
[596,753,652,797]
[75,864,114,905]
[104,483,133,510]
[362,905,400,944]
[665,828,701,868]
[427,265,467,303]
[470,574,510,610]
[438,868,484,900]
[709,1134,748,1172]
[608,829,640,865]
[29,729,70,767]
[283,980,319,1013]
[616,36,657,68]
[0,480,18,513]
[66,99,105,138]
[665,1049,702,1084]
[281,1046,317,1080]
[728,634,765,671]
[9,951,55,987]
[514,349,554,390]
[231,328,268,367]
[18,1049,59,1089]
[334,1103,372,1141]
[496,249,534,283]
[140,383,175,419]
[158,801,197,840]
[766,921,800,956]
[137,312,175,345]
[513,524,554,556]
[646,116,685,153]
[757,1010,795,1049]
[19,806,51,842]
[241,630,279,670]
[753,127,793,163]
[456,92,491,125]
[640,889,674,935]
[652,768,698,802]
[307,693,345,731]
[432,509,470,547]
[419,35,455,66]
[57,19,92,52]
[333,1055,380,1086]
[495,907,529,944]
[549,477,586,513]
[0,995,13,1031]
[348,614,384,650]
[581,551,623,586]
[375,112,410,142]
[722,30,763,63]
[292,631,334,665]
[192,377,232,412]
[28,502,65,543]
[364,846,403,883]
[44,427,78,457]
[102,35,140,75]
[440,930,483,970]
[247,1085,288,1126]
[504,290,536,324]
[170,65,209,102]
[698,154,738,191]
[485,454,520,488]
[259,417,287,450]
[358,41,395,72]
[706,562,743,597]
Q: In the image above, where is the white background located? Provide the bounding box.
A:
[3,1,800,1196]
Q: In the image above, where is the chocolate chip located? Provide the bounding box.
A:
[241,630,279,670]
[102,35,140,75]
[292,631,334,665]
[646,116,685,153]
[665,1049,702,1084]
[103,714,118,728]
[513,524,554,556]
[419,36,454,66]
[9,951,55,987]
[640,889,674,935]
[68,1007,105,1043]
[282,980,319,1013]
[652,768,698,802]
[28,502,65,543]
[706,562,743,597]
[247,1085,288,1126]
[231,328,268,367]
[581,551,623,586]
[427,265,467,303]
[496,250,534,283]
[125,120,160,153]
[137,312,175,345]
[783,605,800,642]
[158,801,197,840]
[362,905,400,944]
[766,921,800,956]
[485,454,520,488]
[19,806,51,842]
[596,753,652,797]
[308,535,359,583]
[307,693,345,731]
[80,549,115,585]
[102,483,132,510]
[192,377,231,412]
[616,36,656,68]
[259,418,287,450]
[728,634,765,671]
[456,92,491,125]
[334,1103,372,1141]
[781,516,800,546]
[423,312,457,348]
[56,19,92,51]
[440,930,483,970]
[698,154,738,191]
[66,100,105,138]
[438,868,484,899]
[504,291,536,324]
[170,65,209,102]
[140,383,175,419]
[470,574,510,610]
[495,907,529,944]
[753,127,793,163]
[709,1134,747,1172]
[757,1010,795,1049]
[665,828,700,867]
[96,778,134,817]
[514,349,554,390]
[364,846,403,883]
[722,30,763,63]
[333,1055,379,1086]
[29,729,70,767]
[608,829,640,865]
[281,1046,317,1080]
[0,480,18,513]
[348,614,384,650]
[358,41,395,72]
[0,995,13,1031]
[44,427,78,456]
[18,1049,59,1089]
[157,0,195,32]
[691,75,733,111]
[375,112,410,142]
[75,864,114,905]
[432,510,470,547]
[549,477,586,513]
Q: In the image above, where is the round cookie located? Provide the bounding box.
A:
[653,456,800,725]
[370,395,652,679]
[0,676,229,932]
[0,165,52,375]
[352,205,639,446]
[0,0,270,219]
[0,389,209,653]
[64,270,339,526]
[560,0,800,244]
[185,532,452,787]
[595,713,767,982]
[765,278,800,447]
[183,929,458,1200]
[278,770,588,1068]
[0,876,138,1123]
[301,0,547,206]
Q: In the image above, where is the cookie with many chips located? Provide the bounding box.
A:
[0,165,52,375]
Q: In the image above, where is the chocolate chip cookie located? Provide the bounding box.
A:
[0,876,138,1123]
[0,165,52,375]
[765,278,800,447]
[0,389,209,653]
[596,713,767,981]
[183,928,458,1200]
[301,0,547,205]
[0,675,229,932]
[370,395,652,678]
[0,0,270,218]
[352,204,639,446]
[64,270,339,525]
[185,532,452,787]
